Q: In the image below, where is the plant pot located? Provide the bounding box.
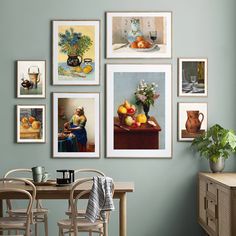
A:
[67,55,82,67]
[209,156,225,173]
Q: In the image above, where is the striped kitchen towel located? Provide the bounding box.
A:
[85,176,115,223]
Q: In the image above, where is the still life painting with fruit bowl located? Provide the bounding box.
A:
[17,105,45,143]
[115,79,162,150]
[53,21,100,85]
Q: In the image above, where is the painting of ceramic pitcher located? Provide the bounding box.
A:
[185,110,204,133]
[28,66,40,89]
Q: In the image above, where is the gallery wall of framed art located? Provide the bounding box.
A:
[13,10,209,159]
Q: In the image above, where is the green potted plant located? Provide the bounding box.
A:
[191,124,236,173]
[58,28,92,67]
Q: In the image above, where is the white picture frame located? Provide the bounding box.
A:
[106,64,172,158]
[106,12,172,58]
[53,92,100,158]
[178,102,208,141]
[17,60,46,98]
[52,20,100,85]
[17,105,46,143]
[178,58,208,97]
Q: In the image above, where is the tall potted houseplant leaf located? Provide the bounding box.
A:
[191,124,236,173]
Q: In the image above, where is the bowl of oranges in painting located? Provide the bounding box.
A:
[129,36,157,52]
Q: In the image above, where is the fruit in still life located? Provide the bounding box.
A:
[124,100,131,109]
[127,108,135,114]
[29,116,36,124]
[74,66,83,73]
[118,105,127,114]
[21,116,41,130]
[32,121,41,130]
[136,114,147,124]
[21,117,28,124]
[83,65,93,74]
[22,123,30,129]
[132,121,141,128]
[130,36,152,49]
[125,116,135,126]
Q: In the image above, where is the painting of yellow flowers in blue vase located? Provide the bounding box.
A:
[53,21,100,85]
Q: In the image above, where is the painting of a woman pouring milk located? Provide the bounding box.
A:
[17,60,46,98]
[53,93,100,158]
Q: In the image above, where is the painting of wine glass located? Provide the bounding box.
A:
[106,12,172,58]
[178,58,208,97]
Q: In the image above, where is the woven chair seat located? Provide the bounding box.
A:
[0,217,27,229]
[8,208,48,215]
[58,218,103,230]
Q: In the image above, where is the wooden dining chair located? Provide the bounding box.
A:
[4,168,49,236]
[65,169,106,218]
[0,178,36,236]
[58,177,114,236]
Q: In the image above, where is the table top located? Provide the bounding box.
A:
[20,127,40,133]
[114,116,161,133]
[112,43,167,57]
[0,181,135,199]
[199,172,236,189]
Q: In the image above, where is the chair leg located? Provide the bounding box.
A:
[59,227,63,236]
[35,222,38,236]
[44,214,48,236]
[26,226,31,236]
[103,221,108,236]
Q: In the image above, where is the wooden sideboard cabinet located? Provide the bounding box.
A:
[198,172,236,236]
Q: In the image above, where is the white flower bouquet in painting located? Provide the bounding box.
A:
[135,80,160,119]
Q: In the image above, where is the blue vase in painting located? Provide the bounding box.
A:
[127,18,143,43]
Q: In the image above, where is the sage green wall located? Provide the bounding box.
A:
[1,0,236,235]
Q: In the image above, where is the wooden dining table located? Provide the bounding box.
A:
[0,181,134,236]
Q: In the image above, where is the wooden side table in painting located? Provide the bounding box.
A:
[181,129,205,139]
[114,116,161,149]
[20,127,40,139]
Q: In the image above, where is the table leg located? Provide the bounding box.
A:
[0,199,2,235]
[119,193,127,236]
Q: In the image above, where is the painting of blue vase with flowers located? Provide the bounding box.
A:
[53,21,100,85]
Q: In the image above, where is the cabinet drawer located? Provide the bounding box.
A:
[207,181,217,200]
[207,215,217,235]
[206,196,217,218]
